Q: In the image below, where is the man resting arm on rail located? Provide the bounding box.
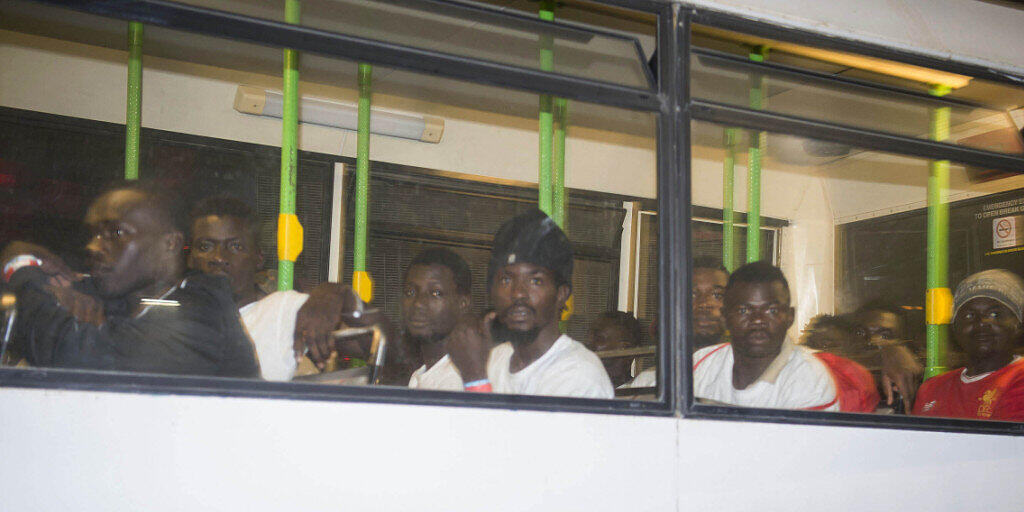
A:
[2,182,258,378]
[187,195,413,382]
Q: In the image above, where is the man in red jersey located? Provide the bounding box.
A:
[914,269,1024,421]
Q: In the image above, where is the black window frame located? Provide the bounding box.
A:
[3,0,1024,436]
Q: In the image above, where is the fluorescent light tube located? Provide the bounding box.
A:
[233,85,444,143]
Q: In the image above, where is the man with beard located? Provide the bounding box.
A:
[693,261,876,412]
[445,209,613,398]
[692,256,729,350]
[1,182,258,377]
[187,195,389,381]
[914,269,1024,420]
[402,247,473,390]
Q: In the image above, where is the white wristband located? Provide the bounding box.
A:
[3,255,43,282]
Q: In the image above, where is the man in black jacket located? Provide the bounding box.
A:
[1,181,258,378]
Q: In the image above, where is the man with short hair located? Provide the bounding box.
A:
[619,257,729,390]
[187,195,374,381]
[1,182,259,377]
[445,209,614,398]
[403,247,474,390]
[693,261,877,412]
[913,269,1024,420]
[189,196,267,308]
[852,300,907,350]
[692,256,730,350]
[850,300,923,413]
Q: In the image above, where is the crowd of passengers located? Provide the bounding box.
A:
[3,180,1024,420]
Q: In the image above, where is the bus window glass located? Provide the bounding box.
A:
[115,0,655,89]
[690,24,1024,157]
[692,115,1024,421]
[0,5,662,402]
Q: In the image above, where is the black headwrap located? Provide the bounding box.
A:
[488,209,573,291]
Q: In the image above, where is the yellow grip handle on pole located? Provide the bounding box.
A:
[353,270,373,303]
[277,213,304,262]
[926,287,953,325]
[560,294,574,321]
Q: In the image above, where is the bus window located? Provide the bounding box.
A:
[0,2,663,403]
[690,114,1024,420]
[684,16,1024,428]
[690,23,1024,157]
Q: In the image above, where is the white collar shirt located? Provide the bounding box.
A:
[693,339,838,411]
[408,354,464,391]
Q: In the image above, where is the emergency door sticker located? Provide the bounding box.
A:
[993,216,1022,249]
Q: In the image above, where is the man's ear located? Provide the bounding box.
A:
[254,245,265,267]
[784,306,796,330]
[457,293,470,312]
[557,284,571,307]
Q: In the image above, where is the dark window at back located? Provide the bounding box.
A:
[836,191,1024,354]
[0,107,333,291]
[340,169,627,344]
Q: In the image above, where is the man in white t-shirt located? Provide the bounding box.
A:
[693,261,842,411]
[403,247,473,391]
[188,196,370,381]
[444,209,613,399]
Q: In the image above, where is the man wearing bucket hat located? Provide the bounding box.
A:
[444,209,614,398]
[913,269,1024,421]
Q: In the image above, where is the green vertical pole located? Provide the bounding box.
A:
[746,46,768,263]
[351,62,373,302]
[125,22,143,180]
[723,128,737,271]
[925,84,953,379]
[553,97,568,228]
[277,0,301,291]
[539,1,571,327]
[354,63,372,274]
[537,0,555,217]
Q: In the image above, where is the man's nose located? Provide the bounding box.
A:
[85,235,105,259]
[510,279,528,299]
[208,246,229,267]
[749,310,768,325]
[85,237,101,256]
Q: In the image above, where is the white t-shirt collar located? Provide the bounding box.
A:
[756,336,796,385]
[509,334,570,376]
[960,355,1023,383]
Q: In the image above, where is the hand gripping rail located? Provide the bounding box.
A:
[1,293,16,364]
[331,305,387,385]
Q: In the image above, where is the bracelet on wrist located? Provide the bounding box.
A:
[3,255,42,283]
[464,378,492,392]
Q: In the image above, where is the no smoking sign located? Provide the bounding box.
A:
[993,215,1022,249]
